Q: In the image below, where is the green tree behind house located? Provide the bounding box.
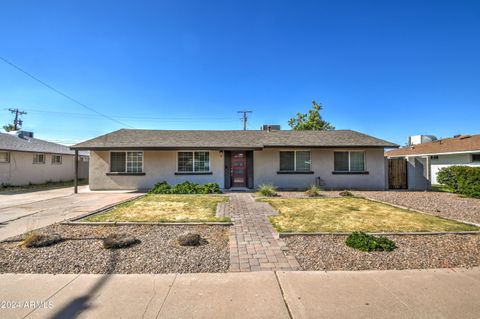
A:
[288,100,335,131]
[3,124,15,132]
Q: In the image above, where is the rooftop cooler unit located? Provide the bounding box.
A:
[408,135,437,146]
[261,125,281,131]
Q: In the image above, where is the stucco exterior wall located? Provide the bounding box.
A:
[406,157,430,190]
[430,153,480,184]
[0,151,87,186]
[89,150,224,190]
[253,148,387,190]
[89,148,387,191]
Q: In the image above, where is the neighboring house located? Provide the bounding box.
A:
[70,128,398,191]
[386,134,480,187]
[0,131,89,186]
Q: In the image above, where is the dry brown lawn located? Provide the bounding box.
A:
[259,197,479,233]
[84,194,229,222]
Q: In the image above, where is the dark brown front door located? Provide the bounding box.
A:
[231,151,247,187]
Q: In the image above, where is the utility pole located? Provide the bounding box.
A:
[237,110,252,130]
[7,108,27,130]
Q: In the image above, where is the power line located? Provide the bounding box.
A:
[15,108,234,122]
[0,56,133,128]
[237,110,252,130]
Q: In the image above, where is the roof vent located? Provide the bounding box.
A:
[261,125,281,132]
[7,130,34,139]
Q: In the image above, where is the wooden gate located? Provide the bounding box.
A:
[388,158,408,189]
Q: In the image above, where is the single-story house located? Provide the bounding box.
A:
[70,128,398,191]
[386,134,480,187]
[0,131,89,186]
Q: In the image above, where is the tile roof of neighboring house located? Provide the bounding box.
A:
[386,134,480,157]
[0,132,88,156]
[70,129,398,150]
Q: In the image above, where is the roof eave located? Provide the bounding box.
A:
[71,144,399,150]
[70,146,265,151]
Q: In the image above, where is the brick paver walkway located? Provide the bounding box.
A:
[223,193,301,272]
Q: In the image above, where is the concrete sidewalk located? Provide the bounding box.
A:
[0,268,479,319]
[0,186,141,241]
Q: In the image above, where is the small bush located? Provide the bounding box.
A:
[149,181,221,194]
[339,190,354,197]
[437,166,480,198]
[258,184,277,197]
[202,182,221,194]
[23,233,63,248]
[103,233,140,249]
[177,233,203,246]
[305,185,323,197]
[149,181,171,194]
[345,231,396,252]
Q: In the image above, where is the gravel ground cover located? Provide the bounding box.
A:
[353,191,480,225]
[285,234,480,271]
[0,224,229,274]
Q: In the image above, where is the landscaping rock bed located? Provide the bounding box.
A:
[0,224,229,274]
[353,191,480,225]
[285,234,480,271]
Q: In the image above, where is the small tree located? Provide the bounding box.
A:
[3,124,15,132]
[288,100,335,131]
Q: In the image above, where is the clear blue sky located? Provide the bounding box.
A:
[1,0,479,146]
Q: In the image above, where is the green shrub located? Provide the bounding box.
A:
[171,181,200,194]
[437,166,480,198]
[149,181,221,194]
[149,181,171,194]
[202,182,221,194]
[258,184,277,197]
[437,166,462,191]
[345,231,396,252]
[339,190,354,197]
[305,185,323,197]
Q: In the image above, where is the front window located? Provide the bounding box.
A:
[279,151,311,172]
[127,151,143,173]
[0,151,9,163]
[178,151,210,172]
[33,153,45,164]
[334,151,365,172]
[472,154,480,162]
[52,155,62,164]
[110,151,143,173]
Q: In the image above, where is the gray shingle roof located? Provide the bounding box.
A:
[71,129,398,150]
[0,133,85,155]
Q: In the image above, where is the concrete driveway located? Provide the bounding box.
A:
[0,186,142,241]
